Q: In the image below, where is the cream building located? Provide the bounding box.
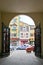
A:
[19,21,30,45]
[29,25,35,45]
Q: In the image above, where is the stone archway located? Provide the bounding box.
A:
[1,12,43,57]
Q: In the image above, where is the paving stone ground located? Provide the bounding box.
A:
[0,50,43,65]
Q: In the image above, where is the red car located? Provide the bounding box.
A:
[26,45,34,52]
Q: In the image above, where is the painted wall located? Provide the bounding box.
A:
[0,12,43,57]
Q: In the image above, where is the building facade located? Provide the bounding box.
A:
[19,22,30,45]
[29,25,35,45]
[9,16,19,46]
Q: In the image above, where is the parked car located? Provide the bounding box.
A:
[16,44,30,50]
[26,44,34,52]
[16,45,25,50]
[10,45,14,51]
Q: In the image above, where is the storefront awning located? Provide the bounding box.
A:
[10,38,19,41]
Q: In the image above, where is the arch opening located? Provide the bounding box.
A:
[9,14,35,52]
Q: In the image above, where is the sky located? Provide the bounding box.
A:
[19,15,35,25]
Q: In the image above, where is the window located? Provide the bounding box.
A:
[14,34,16,37]
[30,27,33,30]
[13,26,16,28]
[20,33,23,38]
[21,36,23,38]
[26,33,28,35]
[20,26,23,31]
[30,33,33,36]
[30,26,34,30]
[26,33,28,38]
[10,33,16,38]
[23,27,26,31]
[26,35,28,38]
[21,33,23,35]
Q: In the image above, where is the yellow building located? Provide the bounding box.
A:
[9,16,19,45]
